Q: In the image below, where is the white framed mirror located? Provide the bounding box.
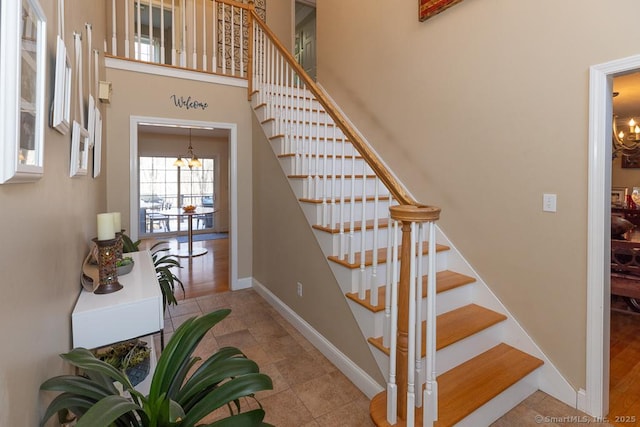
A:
[52,35,71,135]
[0,0,47,184]
[70,121,90,177]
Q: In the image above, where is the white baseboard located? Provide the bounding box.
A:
[233,277,253,291]
[252,278,384,399]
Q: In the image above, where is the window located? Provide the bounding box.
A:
[139,156,215,235]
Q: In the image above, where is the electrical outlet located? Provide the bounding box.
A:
[297,282,303,297]
[543,193,557,212]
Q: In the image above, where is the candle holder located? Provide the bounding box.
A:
[115,229,124,260]
[92,237,123,294]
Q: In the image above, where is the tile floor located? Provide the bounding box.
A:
[154,287,603,426]
[156,288,374,426]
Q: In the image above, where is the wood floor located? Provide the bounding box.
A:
[143,236,640,425]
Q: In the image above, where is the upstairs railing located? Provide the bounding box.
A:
[107,1,442,425]
[106,0,260,77]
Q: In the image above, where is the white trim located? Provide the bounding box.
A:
[128,115,239,293]
[586,54,640,417]
[252,278,385,398]
[235,277,253,290]
[105,56,248,88]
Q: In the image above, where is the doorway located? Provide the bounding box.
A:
[294,0,316,80]
[129,115,242,290]
[586,54,640,418]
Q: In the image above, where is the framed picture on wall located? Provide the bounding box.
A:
[622,155,640,168]
[0,0,47,184]
[51,35,71,135]
[612,187,627,207]
[419,0,465,21]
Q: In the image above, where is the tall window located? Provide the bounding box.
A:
[139,156,215,235]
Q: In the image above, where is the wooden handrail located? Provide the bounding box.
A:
[247,8,423,208]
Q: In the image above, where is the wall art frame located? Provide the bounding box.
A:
[419,0,465,21]
[92,108,102,178]
[52,35,72,134]
[0,0,47,184]
[70,121,90,177]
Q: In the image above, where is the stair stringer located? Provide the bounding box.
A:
[434,226,578,409]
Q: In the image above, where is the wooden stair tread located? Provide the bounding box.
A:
[367,304,506,356]
[436,343,543,426]
[302,195,391,205]
[314,218,391,234]
[328,241,449,269]
[369,343,543,427]
[346,270,475,312]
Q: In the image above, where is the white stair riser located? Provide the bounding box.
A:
[329,252,449,294]
[435,324,503,375]
[347,299,386,342]
[288,177,389,200]
[455,370,540,427]
[300,200,391,228]
[254,103,330,123]
[313,227,390,257]
[256,95,324,113]
[278,154,369,176]
[269,136,358,158]
[262,119,345,140]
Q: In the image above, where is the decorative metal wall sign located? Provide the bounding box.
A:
[419,0,465,21]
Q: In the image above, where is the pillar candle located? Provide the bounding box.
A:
[112,212,122,232]
[97,213,115,240]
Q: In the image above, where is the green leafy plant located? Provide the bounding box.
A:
[122,233,185,313]
[40,309,274,427]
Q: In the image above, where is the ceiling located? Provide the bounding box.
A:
[613,71,640,123]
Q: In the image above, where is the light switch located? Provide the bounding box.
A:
[543,193,557,212]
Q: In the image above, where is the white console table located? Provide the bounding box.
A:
[72,250,164,350]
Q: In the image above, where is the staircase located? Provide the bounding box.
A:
[251,84,544,425]
[246,8,551,426]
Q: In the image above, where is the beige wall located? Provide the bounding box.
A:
[0,1,107,426]
[251,115,384,383]
[139,132,230,232]
[104,68,253,279]
[266,0,294,52]
[315,0,640,390]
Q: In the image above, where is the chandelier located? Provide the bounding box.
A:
[173,128,202,168]
[613,116,640,158]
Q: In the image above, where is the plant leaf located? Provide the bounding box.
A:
[40,393,96,426]
[179,373,273,427]
[149,310,231,403]
[60,348,134,391]
[75,395,142,427]
[40,375,114,401]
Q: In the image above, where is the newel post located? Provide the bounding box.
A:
[389,204,441,422]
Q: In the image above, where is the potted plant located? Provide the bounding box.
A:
[40,309,273,426]
[92,339,152,387]
[122,233,185,313]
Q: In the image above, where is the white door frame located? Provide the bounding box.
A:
[586,54,640,417]
[128,115,240,290]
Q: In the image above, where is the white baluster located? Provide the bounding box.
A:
[136,0,141,59]
[231,6,236,75]
[221,2,226,73]
[202,0,206,70]
[171,0,176,65]
[180,0,186,66]
[339,137,346,259]
[407,223,417,426]
[112,0,117,55]
[125,0,130,58]
[156,0,164,63]
[239,8,244,77]
[348,153,356,265]
[191,0,196,68]
[387,219,400,425]
[415,222,424,408]
[371,177,380,307]
[211,0,216,71]
[383,206,393,347]
[423,220,438,426]
[358,159,367,299]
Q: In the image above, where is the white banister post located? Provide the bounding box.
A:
[423,219,439,426]
[124,0,130,57]
[160,0,165,63]
[112,0,117,55]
